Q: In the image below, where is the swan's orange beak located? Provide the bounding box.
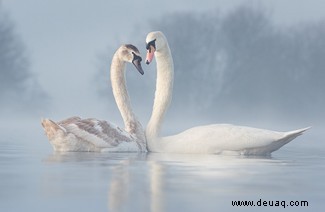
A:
[146,45,155,64]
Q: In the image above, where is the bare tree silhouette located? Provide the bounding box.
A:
[150,5,324,122]
[96,5,324,124]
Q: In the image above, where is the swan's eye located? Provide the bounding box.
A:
[132,52,142,62]
[146,39,156,52]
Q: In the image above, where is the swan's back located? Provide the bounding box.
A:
[41,117,139,152]
[158,124,310,155]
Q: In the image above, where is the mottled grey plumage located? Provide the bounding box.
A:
[41,116,144,152]
[41,44,146,152]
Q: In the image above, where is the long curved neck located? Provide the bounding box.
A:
[146,44,174,146]
[110,52,145,143]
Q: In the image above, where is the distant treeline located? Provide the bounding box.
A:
[0,7,47,114]
[95,5,324,125]
[148,5,324,123]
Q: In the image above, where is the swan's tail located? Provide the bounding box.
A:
[41,118,66,140]
[284,127,311,139]
[271,127,311,153]
[261,127,311,155]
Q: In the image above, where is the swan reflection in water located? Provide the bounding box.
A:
[44,152,164,211]
[43,152,295,212]
[106,155,166,212]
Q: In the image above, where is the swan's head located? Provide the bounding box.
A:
[145,31,167,64]
[119,44,144,75]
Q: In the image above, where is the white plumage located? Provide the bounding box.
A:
[145,31,309,155]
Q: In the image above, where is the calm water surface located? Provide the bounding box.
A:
[0,122,324,212]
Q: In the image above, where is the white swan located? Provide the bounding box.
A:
[41,44,147,152]
[145,31,309,155]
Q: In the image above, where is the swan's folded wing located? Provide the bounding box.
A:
[63,118,134,148]
[58,116,82,125]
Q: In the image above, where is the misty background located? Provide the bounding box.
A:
[1,0,324,135]
[0,5,47,114]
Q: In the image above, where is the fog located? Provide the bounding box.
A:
[1,1,324,134]
[0,6,47,114]
[149,6,325,128]
[96,5,324,133]
[1,3,324,211]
